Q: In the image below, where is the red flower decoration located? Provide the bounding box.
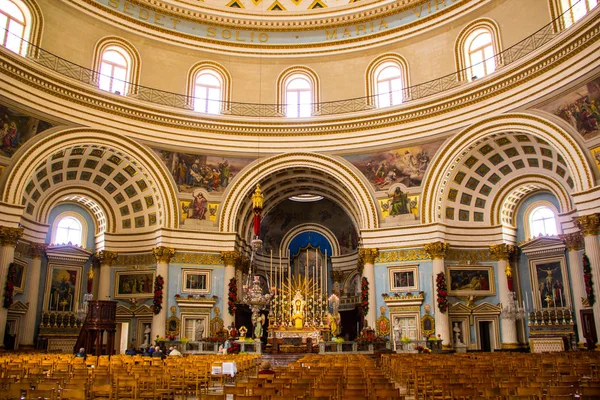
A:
[583,254,595,306]
[228,278,237,315]
[153,275,164,315]
[3,263,16,309]
[361,277,369,316]
[436,272,448,313]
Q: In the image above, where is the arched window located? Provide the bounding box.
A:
[455,20,502,82]
[93,38,141,95]
[1,0,26,54]
[285,74,312,118]
[56,216,83,246]
[558,0,597,28]
[277,67,319,118]
[375,63,403,108]
[194,70,222,114]
[98,46,130,95]
[529,206,558,237]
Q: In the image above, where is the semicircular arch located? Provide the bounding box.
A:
[280,223,341,257]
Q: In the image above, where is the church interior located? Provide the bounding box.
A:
[1,0,600,398]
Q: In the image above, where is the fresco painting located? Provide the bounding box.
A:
[0,103,53,157]
[379,191,419,218]
[345,140,444,190]
[153,149,254,193]
[539,77,600,140]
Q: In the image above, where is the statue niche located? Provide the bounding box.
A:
[291,291,305,329]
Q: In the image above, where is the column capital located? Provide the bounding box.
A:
[424,242,449,260]
[330,270,344,283]
[489,244,516,261]
[220,251,240,266]
[561,232,584,251]
[0,227,23,247]
[95,250,119,266]
[359,248,379,264]
[28,243,48,259]
[153,246,175,264]
[575,214,600,236]
[236,256,250,274]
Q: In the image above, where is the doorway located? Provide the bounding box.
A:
[479,321,492,352]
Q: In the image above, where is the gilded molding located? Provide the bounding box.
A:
[575,214,600,237]
[376,249,429,263]
[220,251,240,266]
[489,244,516,261]
[445,248,491,263]
[173,253,222,265]
[153,246,176,264]
[389,305,421,313]
[561,232,584,251]
[0,227,24,247]
[28,243,48,259]
[424,242,449,260]
[95,250,119,266]
[359,248,379,264]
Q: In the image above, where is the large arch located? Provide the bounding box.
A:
[0,127,179,233]
[219,153,379,237]
[421,113,594,225]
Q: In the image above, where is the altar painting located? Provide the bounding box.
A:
[12,259,27,293]
[538,76,600,140]
[344,140,444,190]
[114,270,155,298]
[447,265,495,296]
[388,266,418,292]
[0,103,53,157]
[182,269,210,294]
[43,265,81,312]
[531,258,569,309]
[153,149,254,193]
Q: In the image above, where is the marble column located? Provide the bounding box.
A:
[0,227,23,348]
[561,232,585,346]
[151,246,175,341]
[490,244,519,349]
[221,251,239,329]
[575,214,600,347]
[95,251,118,301]
[360,248,378,329]
[21,243,47,347]
[424,241,451,348]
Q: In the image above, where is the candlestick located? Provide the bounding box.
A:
[559,289,563,308]
[270,249,273,288]
[525,291,529,311]
[325,249,328,295]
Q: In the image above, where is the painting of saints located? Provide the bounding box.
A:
[389,187,409,216]
[190,192,208,220]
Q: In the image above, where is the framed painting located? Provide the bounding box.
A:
[43,264,82,312]
[447,265,495,296]
[12,259,26,293]
[182,269,210,294]
[114,270,155,299]
[530,257,570,309]
[388,265,418,292]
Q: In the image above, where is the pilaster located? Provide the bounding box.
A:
[424,242,451,348]
[359,248,378,329]
[0,227,23,348]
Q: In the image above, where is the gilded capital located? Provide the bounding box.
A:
[0,226,23,247]
[359,248,379,264]
[28,243,48,259]
[489,244,516,261]
[424,242,449,260]
[236,256,250,274]
[95,250,119,266]
[561,232,584,251]
[330,270,344,283]
[575,214,600,237]
[221,251,240,266]
[153,246,175,264]
[505,265,513,278]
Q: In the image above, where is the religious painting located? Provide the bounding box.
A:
[43,264,81,312]
[114,270,155,299]
[292,246,323,281]
[447,265,495,296]
[0,103,53,157]
[153,148,254,193]
[182,269,210,294]
[344,140,444,190]
[530,258,569,309]
[591,145,600,173]
[388,266,418,292]
[12,259,27,294]
[538,76,600,140]
[379,189,419,219]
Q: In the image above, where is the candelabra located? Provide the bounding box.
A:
[501,292,526,320]
[75,293,93,321]
[242,237,273,337]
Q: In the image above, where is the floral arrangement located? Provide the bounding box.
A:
[401,336,411,344]
[152,275,164,315]
[415,345,431,353]
[175,294,181,299]
[3,263,16,309]
[228,278,237,315]
[227,342,241,354]
[166,334,177,340]
[361,277,369,316]
[356,334,386,345]
[180,337,189,345]
[436,272,448,313]
[583,253,595,306]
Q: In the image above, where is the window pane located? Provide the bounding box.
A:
[287,77,310,90]
[0,0,25,22]
[470,33,491,51]
[197,73,220,87]
[103,50,127,67]
[378,66,401,80]
[530,206,557,237]
[56,217,83,246]
[5,19,23,53]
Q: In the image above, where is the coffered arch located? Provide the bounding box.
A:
[219,153,379,238]
[421,113,593,226]
[0,128,179,234]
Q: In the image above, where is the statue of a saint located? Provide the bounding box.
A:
[292,299,304,329]
[253,314,265,339]
[144,324,151,346]
[453,322,462,345]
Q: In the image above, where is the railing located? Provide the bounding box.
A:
[0,2,594,118]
